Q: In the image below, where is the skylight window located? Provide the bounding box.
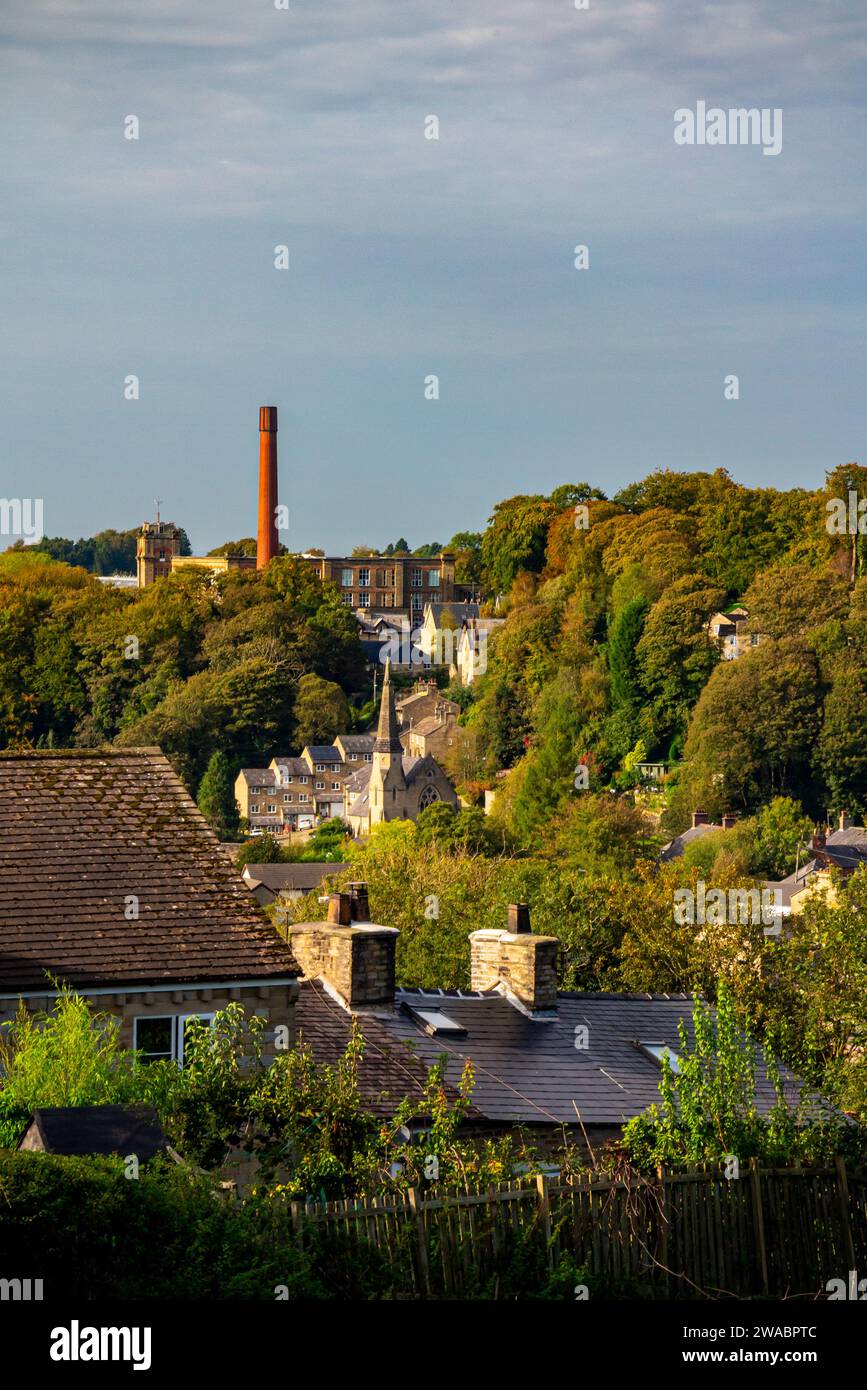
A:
[403,1004,467,1037]
[637,1042,681,1073]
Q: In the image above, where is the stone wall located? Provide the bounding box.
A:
[0,981,298,1061]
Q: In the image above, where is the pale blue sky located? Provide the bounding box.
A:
[1,0,865,555]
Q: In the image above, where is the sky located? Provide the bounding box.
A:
[1,0,865,557]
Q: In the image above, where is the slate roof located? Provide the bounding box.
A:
[335,734,376,753]
[269,757,309,777]
[296,981,478,1120]
[0,748,298,993]
[305,746,341,763]
[239,768,278,786]
[346,757,428,817]
[765,826,867,907]
[409,714,450,737]
[424,601,480,625]
[659,823,723,862]
[18,1105,168,1159]
[372,990,803,1129]
[243,862,338,894]
[396,685,441,710]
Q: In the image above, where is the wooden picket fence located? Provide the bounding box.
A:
[285,1159,867,1298]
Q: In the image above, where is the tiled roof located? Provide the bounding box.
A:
[335,734,376,751]
[375,990,803,1128]
[243,862,339,893]
[296,981,478,1120]
[0,748,298,993]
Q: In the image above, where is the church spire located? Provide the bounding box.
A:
[374,658,402,753]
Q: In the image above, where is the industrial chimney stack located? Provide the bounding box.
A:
[257,405,279,568]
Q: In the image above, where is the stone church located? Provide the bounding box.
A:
[344,661,459,836]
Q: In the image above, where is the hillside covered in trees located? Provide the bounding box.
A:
[458,462,867,837]
[2,462,866,837]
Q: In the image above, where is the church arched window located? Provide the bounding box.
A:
[418,784,440,811]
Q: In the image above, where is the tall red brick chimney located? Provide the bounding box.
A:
[257,405,279,569]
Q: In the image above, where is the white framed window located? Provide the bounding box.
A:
[364,753,372,762]
[315,763,327,772]
[427,570,440,587]
[283,794,292,803]
[299,793,309,802]
[411,568,422,586]
[359,593,371,608]
[342,593,354,607]
[358,568,370,588]
[341,568,353,587]
[331,782,341,791]
[133,1013,215,1066]
[267,803,277,813]
[299,776,308,784]
[250,803,259,813]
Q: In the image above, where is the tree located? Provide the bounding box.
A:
[0,991,143,1146]
[540,794,659,877]
[742,562,849,640]
[480,494,557,593]
[446,531,483,587]
[196,750,240,839]
[208,538,257,557]
[767,872,867,1120]
[751,797,813,878]
[607,596,650,710]
[234,834,285,868]
[293,674,350,748]
[635,575,726,742]
[671,638,825,821]
[621,985,853,1169]
[816,654,867,821]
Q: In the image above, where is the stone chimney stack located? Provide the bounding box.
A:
[811,827,827,853]
[289,882,396,1009]
[721,813,738,831]
[692,809,710,828]
[839,810,853,832]
[470,905,558,1015]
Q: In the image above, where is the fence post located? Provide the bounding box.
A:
[656,1165,670,1294]
[290,1200,303,1249]
[749,1159,769,1296]
[834,1157,857,1275]
[408,1187,431,1298]
[536,1173,553,1272]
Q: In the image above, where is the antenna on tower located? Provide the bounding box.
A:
[154,497,162,526]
